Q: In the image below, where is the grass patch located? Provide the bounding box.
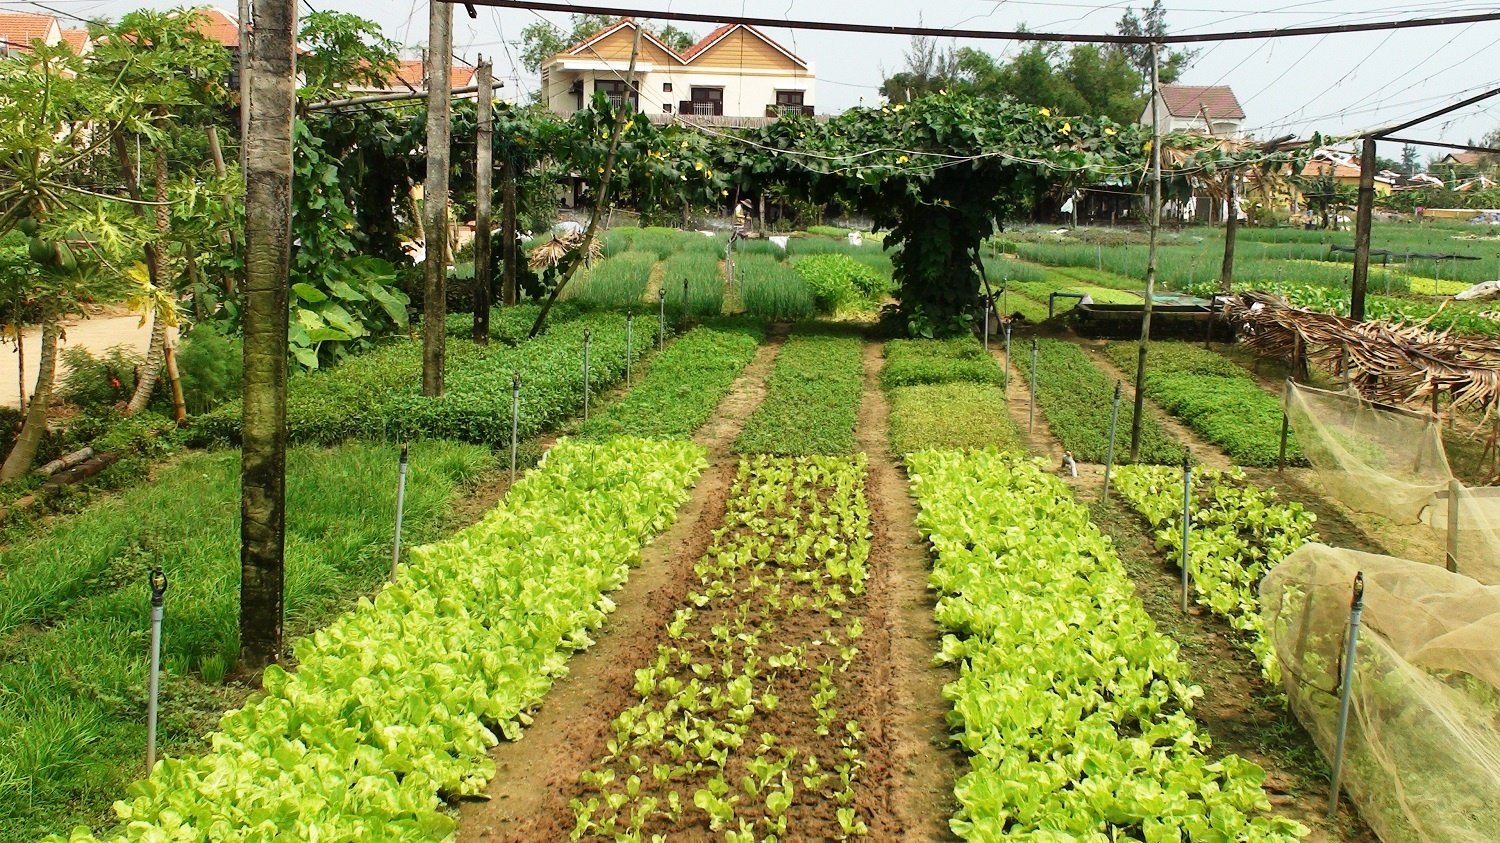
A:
[0,441,492,842]
[882,338,1004,388]
[737,254,815,319]
[735,327,864,455]
[1020,338,1185,464]
[1103,341,1301,467]
[580,319,763,440]
[888,383,1021,454]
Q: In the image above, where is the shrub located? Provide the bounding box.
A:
[793,253,888,313]
[174,326,242,416]
[58,345,140,408]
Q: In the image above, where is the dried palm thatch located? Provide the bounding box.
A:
[527,231,602,271]
[1226,293,1500,419]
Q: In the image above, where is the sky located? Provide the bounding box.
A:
[12,0,1500,164]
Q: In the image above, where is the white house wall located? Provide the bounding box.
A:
[541,64,816,119]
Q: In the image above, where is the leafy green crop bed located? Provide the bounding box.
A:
[737,253,815,320]
[48,437,706,842]
[888,384,1020,455]
[570,455,873,839]
[1103,341,1301,467]
[3,441,493,842]
[1019,339,1185,464]
[194,310,662,446]
[735,328,864,456]
[581,319,763,440]
[907,450,1304,841]
[881,339,1003,389]
[661,252,725,318]
[568,251,658,308]
[1114,465,1319,679]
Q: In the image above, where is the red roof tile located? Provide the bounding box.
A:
[183,8,240,48]
[679,23,733,61]
[1160,84,1245,120]
[0,11,57,51]
[59,28,89,52]
[386,60,476,90]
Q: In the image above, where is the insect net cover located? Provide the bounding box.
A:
[1261,543,1500,843]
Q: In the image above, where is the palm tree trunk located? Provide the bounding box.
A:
[239,0,296,673]
[421,1,453,396]
[124,142,173,415]
[1,318,58,483]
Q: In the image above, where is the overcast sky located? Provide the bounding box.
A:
[17,0,1500,163]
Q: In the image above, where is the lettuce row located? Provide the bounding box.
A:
[48,437,706,843]
[1113,465,1319,682]
[906,449,1305,841]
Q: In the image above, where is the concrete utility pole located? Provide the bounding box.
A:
[421,1,453,396]
[473,58,493,344]
[1351,138,1376,321]
[1130,42,1162,463]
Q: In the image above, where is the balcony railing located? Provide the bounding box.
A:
[765,104,815,117]
[678,100,723,116]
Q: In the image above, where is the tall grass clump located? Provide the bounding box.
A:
[678,232,728,255]
[738,254,814,319]
[567,251,656,308]
[661,251,724,317]
[734,238,786,260]
[632,226,682,260]
[600,226,640,256]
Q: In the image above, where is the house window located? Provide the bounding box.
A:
[688,87,724,116]
[775,90,805,108]
[594,78,638,110]
[662,82,673,93]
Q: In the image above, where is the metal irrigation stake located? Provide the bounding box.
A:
[390,444,409,580]
[1279,378,1293,474]
[1328,572,1366,818]
[982,295,991,352]
[1028,338,1038,434]
[582,326,592,422]
[1101,381,1122,502]
[1003,324,1011,393]
[145,568,168,772]
[658,287,666,351]
[509,372,521,483]
[1446,478,1461,573]
[1180,454,1193,614]
[625,310,634,386]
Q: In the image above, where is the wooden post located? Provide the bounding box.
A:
[473,59,493,344]
[164,337,187,424]
[238,0,296,672]
[1350,138,1376,321]
[206,126,239,296]
[1219,173,1237,294]
[1130,42,1162,463]
[502,156,518,305]
[421,4,452,396]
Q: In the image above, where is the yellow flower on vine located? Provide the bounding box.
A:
[1039,107,1051,117]
[897,154,909,164]
[1061,122,1071,135]
[1105,127,1116,136]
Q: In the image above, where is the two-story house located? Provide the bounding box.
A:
[1140,84,1246,138]
[539,18,815,122]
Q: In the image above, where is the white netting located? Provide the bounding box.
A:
[1284,382,1500,584]
[1262,544,1500,843]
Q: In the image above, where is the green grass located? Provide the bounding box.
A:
[628,226,686,261]
[194,310,661,446]
[733,239,786,260]
[0,441,492,842]
[888,383,1021,454]
[735,327,864,455]
[567,251,657,308]
[737,254,815,319]
[882,338,1004,388]
[580,319,763,440]
[1020,338,1185,464]
[1103,341,1301,467]
[660,252,724,318]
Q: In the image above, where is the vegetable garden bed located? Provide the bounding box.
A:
[907,449,1305,841]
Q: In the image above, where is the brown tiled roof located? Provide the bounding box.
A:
[0,11,57,51]
[558,19,805,67]
[59,29,89,52]
[387,60,477,90]
[679,23,733,60]
[185,8,240,48]
[1160,84,1245,120]
[1438,151,1487,166]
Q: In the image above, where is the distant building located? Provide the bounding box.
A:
[0,11,91,57]
[1300,152,1396,197]
[1141,84,1246,138]
[346,59,478,96]
[539,18,816,123]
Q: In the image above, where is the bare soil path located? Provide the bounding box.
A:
[851,340,961,841]
[458,327,788,841]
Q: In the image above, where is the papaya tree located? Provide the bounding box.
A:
[0,43,151,480]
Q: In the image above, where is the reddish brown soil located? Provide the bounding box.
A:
[458,329,787,841]
[850,342,962,840]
